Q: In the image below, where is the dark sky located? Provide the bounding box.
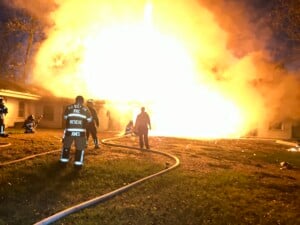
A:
[201,0,299,70]
[0,1,13,21]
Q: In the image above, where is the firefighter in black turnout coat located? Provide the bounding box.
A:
[135,107,151,149]
[60,95,92,167]
[0,96,8,137]
[23,114,43,133]
[86,99,100,149]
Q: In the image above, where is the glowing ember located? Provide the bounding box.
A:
[30,0,272,138]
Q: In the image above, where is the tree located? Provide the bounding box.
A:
[270,0,300,66]
[0,22,16,78]
[271,0,300,42]
[0,4,44,82]
[6,13,44,81]
[0,3,19,78]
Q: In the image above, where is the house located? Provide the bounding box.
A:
[35,96,107,130]
[2,78,299,139]
[256,119,300,140]
[0,78,107,130]
[0,78,43,128]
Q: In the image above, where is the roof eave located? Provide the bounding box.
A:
[0,89,41,100]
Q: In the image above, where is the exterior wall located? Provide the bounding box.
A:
[4,97,36,128]
[3,97,19,127]
[36,98,107,130]
[36,104,64,129]
[2,96,66,129]
[1,89,106,131]
[98,106,109,131]
[292,125,300,139]
[257,120,292,140]
[36,98,70,129]
[3,89,295,139]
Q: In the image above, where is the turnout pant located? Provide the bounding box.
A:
[137,126,149,149]
[60,134,86,166]
[0,124,5,135]
[86,123,99,148]
[0,118,5,135]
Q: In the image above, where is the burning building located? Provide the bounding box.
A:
[0,78,108,130]
[3,0,300,139]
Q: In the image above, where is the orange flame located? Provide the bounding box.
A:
[31,0,267,138]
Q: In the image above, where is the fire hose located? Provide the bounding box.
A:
[0,142,11,148]
[0,149,60,167]
[0,136,64,167]
[33,136,180,225]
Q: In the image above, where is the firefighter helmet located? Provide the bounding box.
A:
[87,99,94,106]
[75,95,84,104]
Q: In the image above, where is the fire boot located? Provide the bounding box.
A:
[74,149,85,167]
[94,139,100,149]
[0,125,8,137]
[0,124,4,134]
[60,148,70,163]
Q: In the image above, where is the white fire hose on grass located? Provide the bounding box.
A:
[0,149,60,167]
[34,136,180,225]
[0,142,11,148]
[0,136,64,167]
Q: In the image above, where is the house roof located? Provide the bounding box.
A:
[0,78,54,100]
[0,89,40,100]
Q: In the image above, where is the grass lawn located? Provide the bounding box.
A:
[0,128,299,225]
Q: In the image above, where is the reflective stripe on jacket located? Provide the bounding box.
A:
[64,104,92,130]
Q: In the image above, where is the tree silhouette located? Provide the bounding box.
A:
[270,0,300,65]
[271,0,300,42]
[0,4,44,82]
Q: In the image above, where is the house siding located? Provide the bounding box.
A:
[4,97,36,128]
[257,120,293,140]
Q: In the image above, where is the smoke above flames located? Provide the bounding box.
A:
[7,0,300,138]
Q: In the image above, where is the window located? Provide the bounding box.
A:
[43,105,54,121]
[18,101,25,117]
[269,121,284,130]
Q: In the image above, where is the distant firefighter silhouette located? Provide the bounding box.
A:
[0,96,8,137]
[23,115,43,133]
[124,120,135,136]
[86,99,100,149]
[60,95,92,167]
[135,107,151,149]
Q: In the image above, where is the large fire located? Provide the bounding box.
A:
[29,0,271,138]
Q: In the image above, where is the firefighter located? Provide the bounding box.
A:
[124,120,134,136]
[86,99,100,149]
[135,107,151,149]
[23,115,36,133]
[0,96,8,137]
[60,95,92,167]
[23,115,43,133]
